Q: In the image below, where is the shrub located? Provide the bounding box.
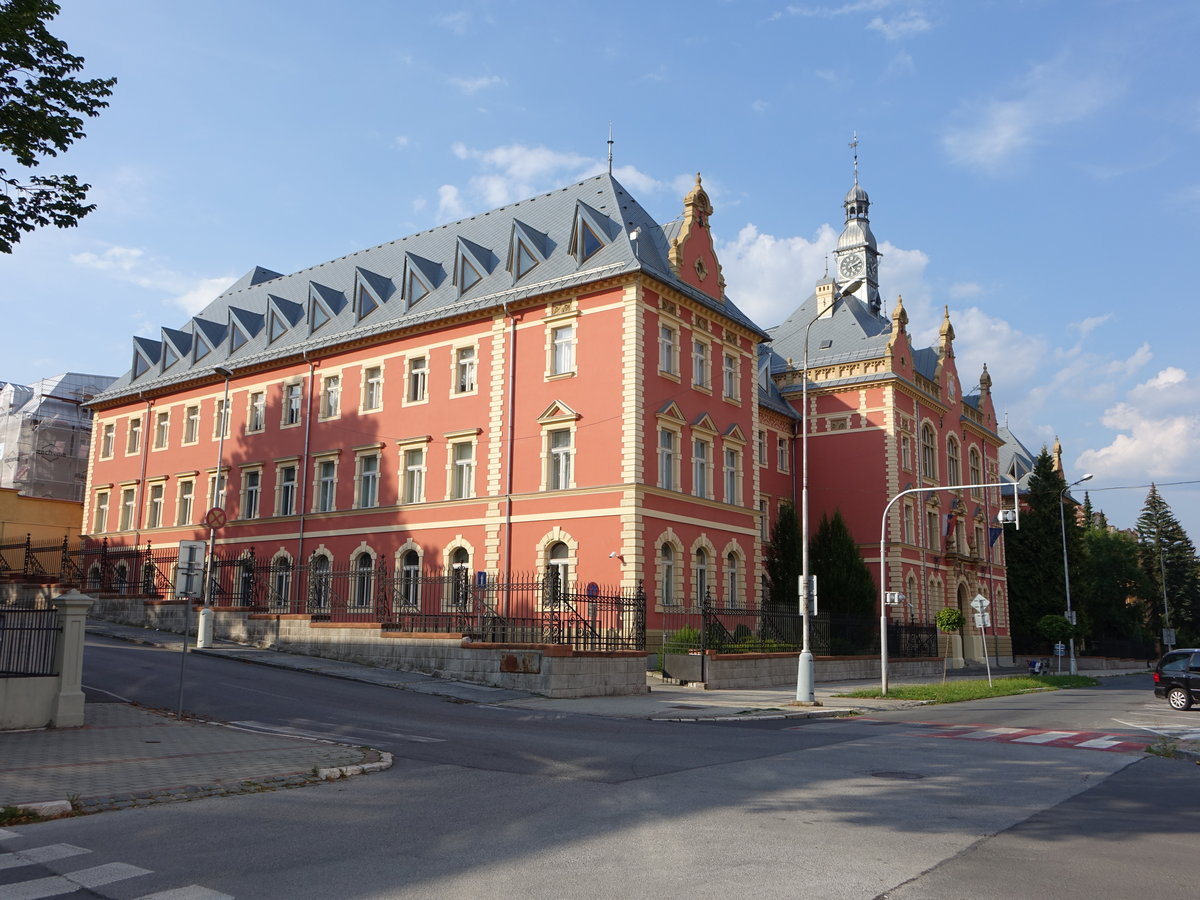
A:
[935,607,965,633]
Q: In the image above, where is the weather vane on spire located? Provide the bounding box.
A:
[849,131,859,185]
[607,123,614,175]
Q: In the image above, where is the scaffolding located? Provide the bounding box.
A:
[0,373,116,503]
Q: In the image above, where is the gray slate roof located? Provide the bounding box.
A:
[762,290,891,382]
[95,173,766,404]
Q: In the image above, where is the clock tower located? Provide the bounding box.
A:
[833,152,882,315]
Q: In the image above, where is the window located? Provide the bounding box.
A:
[353,553,374,607]
[575,221,603,262]
[692,339,710,389]
[100,423,115,458]
[358,284,378,319]
[146,483,164,528]
[126,417,142,454]
[947,435,961,485]
[661,544,676,605]
[695,548,709,604]
[659,324,678,376]
[926,509,940,552]
[177,480,194,526]
[320,375,341,419]
[726,552,740,607]
[213,399,230,439]
[903,502,915,544]
[271,558,292,608]
[357,453,380,509]
[277,464,297,516]
[723,447,740,504]
[451,441,475,499]
[455,347,476,394]
[247,391,265,432]
[402,447,425,504]
[406,270,429,305]
[119,487,136,531]
[759,498,769,540]
[153,411,169,449]
[241,469,261,519]
[974,523,986,558]
[407,356,427,402]
[400,550,420,607]
[283,383,302,426]
[317,459,337,512]
[208,471,227,509]
[93,490,109,532]
[693,438,711,499]
[921,424,937,479]
[969,447,983,495]
[183,405,200,443]
[756,430,766,466]
[551,324,575,376]
[515,241,538,279]
[450,548,470,608]
[777,436,789,473]
[658,428,677,491]
[363,366,383,411]
[546,542,570,597]
[310,555,331,609]
[547,429,573,490]
[901,434,912,471]
[723,353,739,400]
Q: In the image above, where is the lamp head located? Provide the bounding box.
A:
[835,278,864,299]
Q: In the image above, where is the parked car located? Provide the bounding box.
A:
[1153,649,1200,710]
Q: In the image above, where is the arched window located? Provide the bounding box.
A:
[546,541,569,602]
[661,544,676,606]
[401,550,420,608]
[969,446,982,495]
[921,423,937,479]
[310,555,330,610]
[726,552,740,608]
[114,562,128,595]
[353,552,374,607]
[695,548,709,605]
[450,547,470,609]
[947,435,961,485]
[272,558,292,610]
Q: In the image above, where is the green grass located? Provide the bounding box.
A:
[836,674,1099,703]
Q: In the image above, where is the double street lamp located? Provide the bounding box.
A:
[1059,473,1093,676]
[796,278,862,703]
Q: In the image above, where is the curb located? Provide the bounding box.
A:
[651,707,852,723]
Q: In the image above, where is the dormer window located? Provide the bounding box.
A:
[357,284,378,320]
[230,321,249,352]
[407,270,429,305]
[162,343,179,370]
[515,240,538,278]
[133,352,150,378]
[576,222,602,262]
[194,335,211,362]
[311,298,330,332]
[269,310,287,343]
[458,255,481,293]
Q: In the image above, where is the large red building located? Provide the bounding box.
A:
[83,168,1010,660]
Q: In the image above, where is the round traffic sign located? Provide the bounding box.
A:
[204,507,227,529]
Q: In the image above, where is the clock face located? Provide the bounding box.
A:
[839,255,864,278]
[866,256,878,279]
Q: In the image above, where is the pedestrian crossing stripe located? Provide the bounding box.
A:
[920,724,1147,753]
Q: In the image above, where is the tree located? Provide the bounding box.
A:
[1004,448,1074,653]
[763,501,801,615]
[809,510,876,618]
[1076,520,1147,648]
[1,0,116,252]
[1135,485,1200,646]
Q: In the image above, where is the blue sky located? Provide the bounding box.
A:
[3,0,1198,535]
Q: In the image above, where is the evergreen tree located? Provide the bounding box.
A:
[763,502,801,615]
[1004,448,1076,653]
[1077,522,1147,647]
[1135,485,1200,645]
[809,510,876,618]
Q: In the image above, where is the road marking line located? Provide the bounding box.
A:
[67,862,153,888]
[961,727,1024,738]
[0,830,16,841]
[0,844,91,869]
[81,683,133,703]
[136,886,234,899]
[1,874,78,900]
[1075,736,1127,749]
[1013,731,1076,743]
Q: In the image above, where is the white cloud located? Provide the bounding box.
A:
[884,50,915,78]
[449,74,503,94]
[942,56,1121,172]
[393,135,410,149]
[777,1,891,19]
[948,281,981,298]
[950,307,1047,394]
[1071,313,1111,338]
[70,243,235,317]
[717,223,839,327]
[751,99,769,113]
[437,184,466,220]
[867,11,931,40]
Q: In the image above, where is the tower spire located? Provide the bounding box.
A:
[849,131,859,186]
[607,123,614,175]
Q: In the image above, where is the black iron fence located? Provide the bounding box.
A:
[0,608,60,676]
[660,595,937,659]
[0,536,646,652]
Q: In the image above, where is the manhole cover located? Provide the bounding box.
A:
[869,771,926,780]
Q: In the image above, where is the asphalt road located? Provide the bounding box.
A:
[4,637,1193,899]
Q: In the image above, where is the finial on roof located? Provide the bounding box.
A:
[891,294,908,330]
[939,305,955,343]
[823,255,829,278]
[849,131,859,185]
[1052,435,1063,472]
[979,363,992,393]
[607,123,614,175]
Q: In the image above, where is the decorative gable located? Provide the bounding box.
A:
[228,307,264,353]
[266,295,304,344]
[191,317,225,364]
[570,201,615,264]
[692,413,719,435]
[454,237,495,296]
[309,282,347,334]
[508,219,551,281]
[656,400,686,423]
[160,327,191,372]
[355,267,394,321]
[668,174,725,303]
[723,424,747,444]
[131,337,161,380]
[536,400,581,425]
[403,252,444,308]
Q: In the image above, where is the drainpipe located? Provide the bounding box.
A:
[132,393,152,546]
[295,353,317,568]
[501,301,517,614]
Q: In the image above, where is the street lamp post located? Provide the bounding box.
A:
[796,279,861,703]
[1059,473,1093,676]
